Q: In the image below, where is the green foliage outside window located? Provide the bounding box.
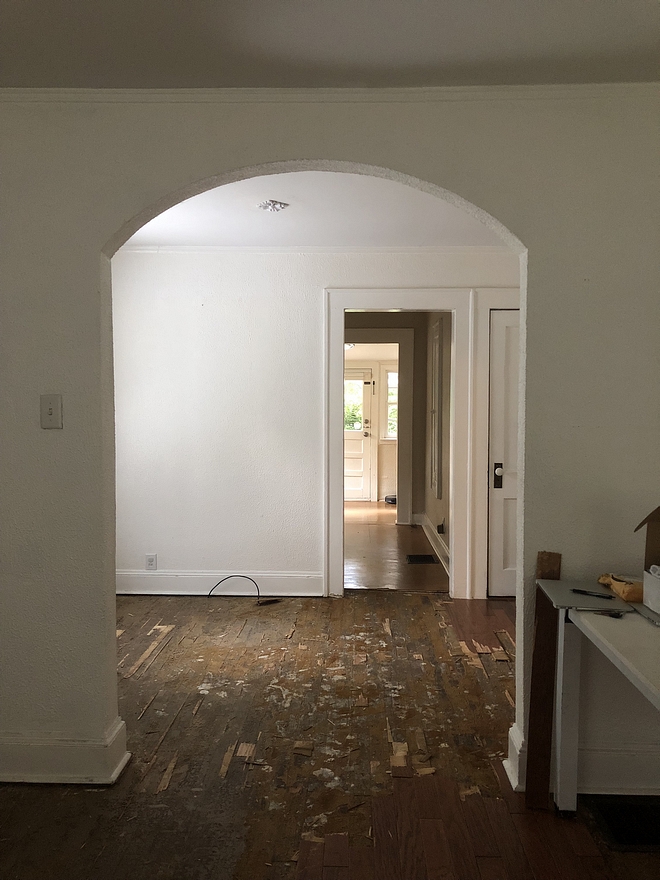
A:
[344,402,363,430]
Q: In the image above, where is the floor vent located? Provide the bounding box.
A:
[582,794,660,851]
[406,554,439,565]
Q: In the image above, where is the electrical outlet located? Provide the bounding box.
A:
[145,554,157,571]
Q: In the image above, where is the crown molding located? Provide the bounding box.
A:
[0,83,657,104]
[119,244,514,255]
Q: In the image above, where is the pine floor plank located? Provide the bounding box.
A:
[476,857,508,880]
[511,812,562,880]
[372,794,402,880]
[435,778,481,880]
[532,811,587,880]
[296,840,325,880]
[348,846,375,880]
[579,855,616,880]
[323,868,349,880]
[419,818,457,880]
[460,793,500,859]
[482,797,534,880]
[415,775,444,819]
[561,817,602,858]
[324,833,349,867]
[393,777,429,880]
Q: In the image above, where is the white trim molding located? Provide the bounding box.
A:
[1,84,656,105]
[415,514,451,575]
[503,726,660,796]
[503,722,527,792]
[576,744,660,795]
[116,570,323,596]
[0,718,130,784]
[471,288,521,599]
[328,288,472,598]
[121,245,513,255]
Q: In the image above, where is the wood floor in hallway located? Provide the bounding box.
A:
[344,502,449,592]
[0,593,656,880]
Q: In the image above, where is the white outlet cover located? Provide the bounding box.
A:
[145,554,157,570]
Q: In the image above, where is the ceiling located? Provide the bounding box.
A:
[1,1,657,88]
[126,171,505,248]
[345,344,399,363]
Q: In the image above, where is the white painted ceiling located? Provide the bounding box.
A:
[126,171,505,248]
[345,344,399,362]
[1,1,657,87]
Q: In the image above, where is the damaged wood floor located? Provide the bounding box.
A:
[0,593,656,880]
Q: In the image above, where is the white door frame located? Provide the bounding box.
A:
[327,288,471,598]
[470,289,521,597]
[344,329,414,524]
[325,287,520,600]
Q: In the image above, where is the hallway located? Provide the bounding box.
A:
[344,502,449,592]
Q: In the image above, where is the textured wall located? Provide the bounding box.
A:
[113,249,515,580]
[0,85,657,786]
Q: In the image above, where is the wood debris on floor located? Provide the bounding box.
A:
[0,592,654,880]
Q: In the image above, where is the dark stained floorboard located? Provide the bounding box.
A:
[0,592,654,880]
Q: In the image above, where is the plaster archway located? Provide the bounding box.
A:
[104,159,528,785]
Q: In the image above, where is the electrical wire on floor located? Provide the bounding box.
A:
[207,574,281,606]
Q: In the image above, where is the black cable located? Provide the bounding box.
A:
[207,574,280,605]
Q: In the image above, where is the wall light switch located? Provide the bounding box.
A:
[145,554,157,571]
[40,394,63,429]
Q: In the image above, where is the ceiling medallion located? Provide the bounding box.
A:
[257,200,289,213]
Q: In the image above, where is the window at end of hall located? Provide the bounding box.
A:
[384,369,398,439]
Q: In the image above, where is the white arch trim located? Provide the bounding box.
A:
[102,160,526,258]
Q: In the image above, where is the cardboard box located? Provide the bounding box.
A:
[634,506,660,613]
[643,569,660,615]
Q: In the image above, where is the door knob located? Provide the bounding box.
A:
[363,432,369,437]
[494,467,504,477]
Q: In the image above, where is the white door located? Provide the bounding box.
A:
[344,370,373,501]
[488,310,520,597]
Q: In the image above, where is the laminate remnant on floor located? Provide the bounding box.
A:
[0,593,655,880]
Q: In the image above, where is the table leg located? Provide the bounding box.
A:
[525,586,559,809]
[554,613,582,812]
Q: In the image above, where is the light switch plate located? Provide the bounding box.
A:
[40,394,63,429]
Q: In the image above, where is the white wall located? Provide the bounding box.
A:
[113,247,516,594]
[1,85,658,789]
[378,443,397,500]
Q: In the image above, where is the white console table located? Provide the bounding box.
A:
[536,579,660,811]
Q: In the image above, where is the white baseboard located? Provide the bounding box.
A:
[414,514,450,575]
[0,717,130,784]
[116,570,324,596]
[576,743,660,795]
[503,722,526,792]
[504,722,660,796]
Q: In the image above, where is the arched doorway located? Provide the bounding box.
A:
[109,163,524,597]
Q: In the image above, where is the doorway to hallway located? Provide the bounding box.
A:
[344,501,449,592]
